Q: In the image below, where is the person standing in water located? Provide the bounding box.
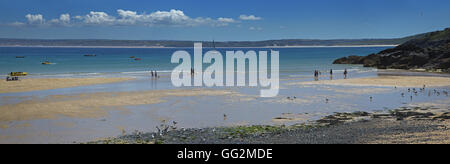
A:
[344,69,348,79]
[314,70,319,81]
[329,69,333,80]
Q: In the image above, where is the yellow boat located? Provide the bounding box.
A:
[42,61,52,65]
[10,72,28,76]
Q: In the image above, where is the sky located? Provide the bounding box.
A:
[0,0,449,41]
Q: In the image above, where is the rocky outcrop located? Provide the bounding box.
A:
[334,28,450,72]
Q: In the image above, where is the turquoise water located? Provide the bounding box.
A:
[0,46,390,78]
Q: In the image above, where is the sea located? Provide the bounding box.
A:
[0,46,385,78]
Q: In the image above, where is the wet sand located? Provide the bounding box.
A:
[0,89,236,122]
[290,76,450,88]
[0,78,135,93]
[89,102,450,144]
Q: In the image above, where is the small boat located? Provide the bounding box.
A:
[134,58,142,61]
[10,72,28,76]
[16,56,25,58]
[130,56,136,58]
[42,56,52,65]
[84,54,96,57]
[211,40,219,54]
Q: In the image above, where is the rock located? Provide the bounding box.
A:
[333,56,365,64]
[333,28,450,71]
[433,112,450,120]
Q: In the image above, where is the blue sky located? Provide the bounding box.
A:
[0,0,449,41]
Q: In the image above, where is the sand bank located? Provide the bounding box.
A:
[0,89,235,122]
[290,76,450,88]
[0,78,134,93]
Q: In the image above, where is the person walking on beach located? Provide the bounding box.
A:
[314,70,319,81]
[151,70,154,77]
[329,69,333,80]
[344,69,348,79]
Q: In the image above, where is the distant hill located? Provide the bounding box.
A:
[334,28,450,72]
[0,35,421,48]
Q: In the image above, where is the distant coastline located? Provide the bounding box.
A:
[0,36,416,48]
[0,45,397,49]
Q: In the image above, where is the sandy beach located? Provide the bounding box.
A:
[0,89,237,122]
[0,78,134,93]
[1,73,449,144]
[290,76,450,88]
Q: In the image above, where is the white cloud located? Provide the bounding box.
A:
[48,14,71,25]
[8,22,26,27]
[239,15,262,21]
[83,11,116,24]
[249,26,262,31]
[74,16,83,20]
[218,17,235,23]
[117,9,138,18]
[25,14,44,24]
[12,9,247,27]
[59,14,70,23]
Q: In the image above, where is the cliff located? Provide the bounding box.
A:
[333,28,450,72]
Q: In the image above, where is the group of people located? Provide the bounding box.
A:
[314,69,348,79]
[150,70,158,78]
[6,76,19,81]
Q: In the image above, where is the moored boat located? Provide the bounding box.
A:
[10,72,28,76]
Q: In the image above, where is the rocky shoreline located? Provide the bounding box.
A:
[333,28,450,73]
[85,105,450,144]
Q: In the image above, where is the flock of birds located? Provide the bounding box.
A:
[400,85,449,101]
[283,84,449,104]
[155,85,449,136]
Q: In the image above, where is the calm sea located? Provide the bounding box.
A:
[0,46,391,78]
